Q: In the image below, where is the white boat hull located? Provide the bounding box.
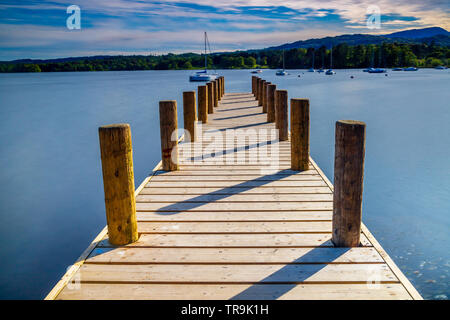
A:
[189,73,218,82]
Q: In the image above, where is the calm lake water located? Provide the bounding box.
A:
[0,69,449,299]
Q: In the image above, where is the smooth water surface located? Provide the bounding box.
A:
[0,69,448,299]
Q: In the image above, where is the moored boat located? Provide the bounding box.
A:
[276,49,287,76]
[368,68,386,73]
[189,32,219,82]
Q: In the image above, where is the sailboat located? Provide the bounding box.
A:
[368,46,386,73]
[325,47,335,75]
[308,49,315,72]
[276,49,288,76]
[189,32,219,82]
[317,49,325,72]
[363,47,375,72]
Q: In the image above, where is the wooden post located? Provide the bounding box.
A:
[291,99,310,171]
[256,78,260,103]
[219,77,223,99]
[98,124,138,245]
[332,120,366,247]
[198,85,208,123]
[267,84,276,123]
[213,80,219,107]
[258,79,263,106]
[222,76,225,96]
[183,91,196,142]
[262,81,269,113]
[207,82,214,114]
[159,100,179,171]
[252,76,256,96]
[275,90,288,141]
[217,78,221,100]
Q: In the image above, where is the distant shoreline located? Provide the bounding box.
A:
[0,66,447,74]
[1,41,448,73]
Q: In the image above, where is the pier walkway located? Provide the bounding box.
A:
[48,90,421,300]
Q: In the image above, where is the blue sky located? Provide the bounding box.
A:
[0,0,449,60]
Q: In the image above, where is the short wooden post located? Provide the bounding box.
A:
[262,81,269,113]
[213,80,219,107]
[183,91,196,142]
[159,100,179,171]
[98,124,138,245]
[219,77,223,99]
[290,99,310,171]
[207,82,214,114]
[275,90,288,141]
[332,120,366,247]
[267,84,276,123]
[198,85,208,123]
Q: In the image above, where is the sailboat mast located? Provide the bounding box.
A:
[204,32,207,71]
[330,47,333,68]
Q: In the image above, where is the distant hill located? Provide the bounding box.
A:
[385,27,449,39]
[267,27,450,50]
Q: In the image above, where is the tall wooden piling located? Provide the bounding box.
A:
[332,120,366,247]
[267,84,276,123]
[262,81,269,113]
[98,124,138,245]
[291,99,310,171]
[198,85,208,124]
[275,90,288,141]
[183,91,196,142]
[207,82,214,114]
[159,100,179,171]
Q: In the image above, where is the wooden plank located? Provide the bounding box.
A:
[56,283,412,300]
[86,247,384,264]
[73,263,397,283]
[136,201,333,212]
[136,211,332,221]
[136,193,333,203]
[136,221,332,233]
[141,186,332,195]
[177,165,314,171]
[145,180,328,188]
[154,170,317,176]
[149,175,322,181]
[98,233,372,247]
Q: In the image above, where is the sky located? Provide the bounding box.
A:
[0,0,449,60]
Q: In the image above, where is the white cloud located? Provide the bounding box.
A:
[0,0,448,60]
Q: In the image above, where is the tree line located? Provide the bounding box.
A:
[0,42,448,73]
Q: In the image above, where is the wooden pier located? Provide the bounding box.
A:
[47,76,421,300]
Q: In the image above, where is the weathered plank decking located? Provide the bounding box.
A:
[48,92,422,300]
